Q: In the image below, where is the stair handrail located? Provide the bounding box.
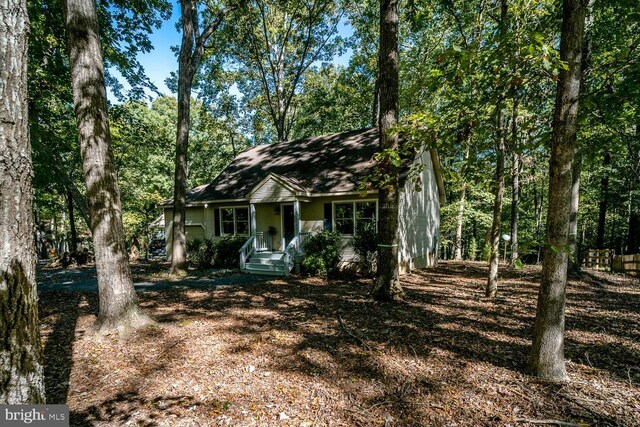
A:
[239,236,256,270]
[283,236,299,275]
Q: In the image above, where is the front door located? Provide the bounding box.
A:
[282,204,295,247]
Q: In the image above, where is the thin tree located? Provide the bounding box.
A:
[510,99,521,264]
[454,142,471,261]
[528,0,588,381]
[486,0,508,298]
[568,0,595,271]
[371,0,402,301]
[64,0,153,333]
[0,0,46,403]
[170,0,241,273]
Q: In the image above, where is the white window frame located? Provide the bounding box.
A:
[332,199,378,236]
[219,206,250,236]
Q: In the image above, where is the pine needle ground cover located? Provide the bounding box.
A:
[38,261,639,426]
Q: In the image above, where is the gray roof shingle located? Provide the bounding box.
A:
[181,128,380,204]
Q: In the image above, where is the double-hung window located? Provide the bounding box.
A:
[334,201,377,235]
[220,207,250,236]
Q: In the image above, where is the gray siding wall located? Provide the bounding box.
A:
[397,150,440,272]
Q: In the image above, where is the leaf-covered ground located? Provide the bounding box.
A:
[38,261,639,426]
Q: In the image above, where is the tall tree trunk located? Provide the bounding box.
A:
[170,1,236,273]
[454,183,467,260]
[629,121,639,254]
[528,0,587,381]
[67,187,78,253]
[485,0,508,298]
[628,208,639,254]
[486,106,506,298]
[568,152,582,270]
[570,0,593,269]
[171,0,196,273]
[454,144,471,260]
[510,152,520,263]
[510,97,521,264]
[596,152,610,248]
[64,0,152,333]
[0,0,46,403]
[372,0,402,301]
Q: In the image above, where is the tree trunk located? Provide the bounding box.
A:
[510,97,520,264]
[596,152,610,249]
[454,143,471,260]
[485,0,508,298]
[510,152,520,263]
[568,151,581,271]
[454,183,467,260]
[0,0,46,403]
[372,0,402,301]
[569,0,593,270]
[528,0,587,381]
[170,1,234,272]
[171,0,197,273]
[67,187,78,253]
[486,106,506,298]
[64,0,152,334]
[628,208,639,254]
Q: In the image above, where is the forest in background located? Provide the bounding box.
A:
[29,0,638,263]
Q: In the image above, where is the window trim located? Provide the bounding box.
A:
[332,199,378,236]
[219,206,251,237]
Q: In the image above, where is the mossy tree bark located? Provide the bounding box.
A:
[64,0,153,334]
[0,0,46,403]
[528,0,588,381]
[372,0,402,301]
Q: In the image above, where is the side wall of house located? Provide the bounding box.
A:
[164,207,209,258]
[397,150,440,273]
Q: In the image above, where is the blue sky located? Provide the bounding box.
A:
[113,1,354,100]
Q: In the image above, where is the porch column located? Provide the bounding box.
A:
[293,200,301,238]
[250,203,256,236]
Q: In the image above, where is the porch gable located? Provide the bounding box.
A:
[248,173,308,204]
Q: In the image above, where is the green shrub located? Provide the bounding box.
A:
[214,235,247,268]
[353,221,377,275]
[302,230,342,278]
[467,237,477,261]
[482,240,491,262]
[186,238,216,268]
[301,255,327,277]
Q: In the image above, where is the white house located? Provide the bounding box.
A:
[161,128,445,275]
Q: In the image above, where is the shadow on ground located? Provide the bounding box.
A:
[38,261,639,426]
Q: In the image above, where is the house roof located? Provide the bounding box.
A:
[162,127,445,205]
[181,128,380,203]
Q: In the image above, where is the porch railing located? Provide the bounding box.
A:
[255,231,270,252]
[239,236,255,270]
